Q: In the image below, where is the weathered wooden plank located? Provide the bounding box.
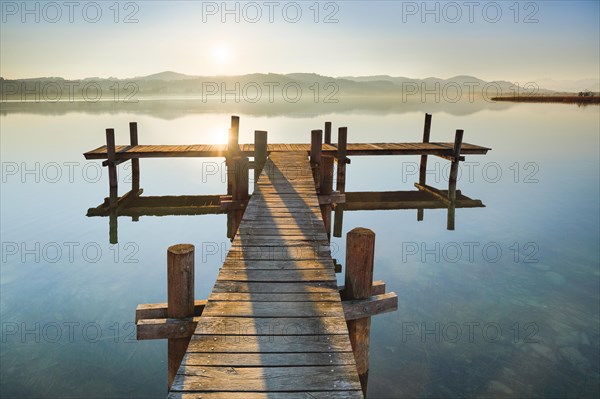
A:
[221,259,334,270]
[216,269,336,283]
[212,281,339,293]
[169,392,363,399]
[202,301,344,318]
[195,316,347,335]
[225,249,331,262]
[181,351,356,367]
[171,365,361,392]
[187,334,354,353]
[208,291,340,301]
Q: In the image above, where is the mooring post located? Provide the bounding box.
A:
[129,122,140,222]
[324,121,332,145]
[336,127,348,193]
[417,113,432,222]
[448,129,463,202]
[342,228,375,396]
[310,130,323,191]
[231,156,249,237]
[228,115,240,153]
[447,129,463,230]
[320,155,334,241]
[254,130,268,180]
[167,244,195,390]
[105,128,118,208]
[129,122,140,194]
[227,116,240,196]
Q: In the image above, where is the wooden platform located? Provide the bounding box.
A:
[168,151,363,398]
[84,142,490,160]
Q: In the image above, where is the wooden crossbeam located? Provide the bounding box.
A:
[219,195,248,211]
[136,281,390,340]
[318,191,346,205]
[342,292,398,321]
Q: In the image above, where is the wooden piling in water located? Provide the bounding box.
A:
[336,127,348,193]
[342,227,375,396]
[310,130,323,191]
[324,121,332,145]
[447,129,463,230]
[333,205,344,238]
[105,128,118,208]
[227,116,240,196]
[320,155,334,240]
[254,130,268,180]
[417,114,432,221]
[129,122,140,194]
[167,244,195,390]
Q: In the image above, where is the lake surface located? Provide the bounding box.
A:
[1,99,599,398]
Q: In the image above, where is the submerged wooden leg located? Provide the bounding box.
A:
[333,205,344,238]
[447,129,463,231]
[336,127,348,193]
[106,128,118,208]
[419,113,432,186]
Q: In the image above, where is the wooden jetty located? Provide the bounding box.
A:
[85,114,490,242]
[83,114,490,397]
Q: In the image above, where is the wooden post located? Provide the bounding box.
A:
[228,115,240,154]
[320,155,334,241]
[336,127,348,193]
[232,156,249,202]
[167,244,195,390]
[342,228,375,396]
[231,156,248,238]
[447,129,463,231]
[310,130,323,191]
[324,121,332,145]
[448,129,464,203]
[447,202,456,231]
[419,113,432,186]
[254,130,268,180]
[105,128,118,208]
[333,205,344,238]
[129,122,140,194]
[417,115,431,223]
[227,116,240,196]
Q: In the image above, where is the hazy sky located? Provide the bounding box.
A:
[1,0,598,83]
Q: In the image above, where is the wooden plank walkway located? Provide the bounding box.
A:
[84,142,490,160]
[168,151,363,399]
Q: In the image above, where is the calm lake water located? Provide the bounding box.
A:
[1,99,599,398]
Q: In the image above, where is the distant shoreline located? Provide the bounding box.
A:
[492,96,599,104]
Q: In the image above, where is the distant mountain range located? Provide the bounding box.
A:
[1,72,597,102]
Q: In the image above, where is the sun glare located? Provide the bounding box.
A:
[211,44,233,65]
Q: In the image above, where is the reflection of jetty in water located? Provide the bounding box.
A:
[85,113,489,244]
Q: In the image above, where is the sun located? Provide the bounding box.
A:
[211,44,233,65]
